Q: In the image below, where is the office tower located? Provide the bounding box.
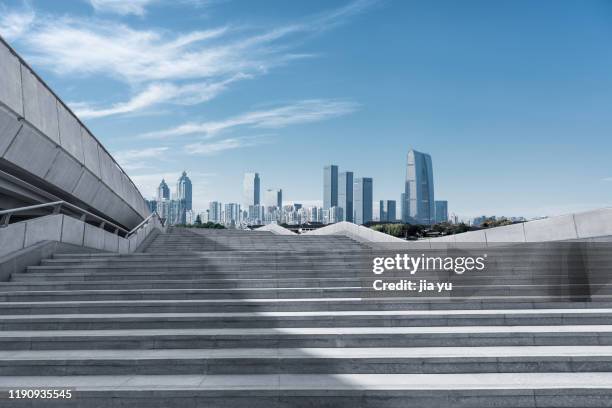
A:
[354,177,373,225]
[224,203,241,225]
[264,188,282,208]
[145,199,157,213]
[404,149,434,224]
[379,200,397,222]
[338,171,353,222]
[243,172,260,208]
[157,179,170,201]
[209,201,222,223]
[323,165,338,210]
[326,206,343,224]
[176,171,192,211]
[434,200,448,223]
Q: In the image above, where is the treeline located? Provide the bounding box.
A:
[368,222,472,239]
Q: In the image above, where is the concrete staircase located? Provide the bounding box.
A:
[1,228,612,407]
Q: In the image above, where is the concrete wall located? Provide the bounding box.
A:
[0,214,165,260]
[0,39,149,229]
[427,207,612,247]
[303,208,612,249]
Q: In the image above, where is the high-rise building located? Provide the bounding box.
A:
[264,188,282,208]
[157,179,170,202]
[243,172,260,208]
[434,200,448,223]
[176,171,192,211]
[323,165,338,210]
[209,201,222,223]
[379,200,397,222]
[354,177,373,225]
[224,203,241,226]
[403,149,434,224]
[338,171,353,222]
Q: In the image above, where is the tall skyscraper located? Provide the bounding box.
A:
[176,171,193,211]
[323,165,338,210]
[379,200,397,222]
[354,177,373,225]
[434,200,448,223]
[157,179,170,202]
[243,172,260,208]
[338,171,353,222]
[403,149,434,224]
[264,188,282,208]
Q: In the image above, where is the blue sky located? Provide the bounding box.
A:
[1,0,611,219]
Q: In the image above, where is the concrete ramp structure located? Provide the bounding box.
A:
[254,223,297,235]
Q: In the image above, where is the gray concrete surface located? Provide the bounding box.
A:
[0,228,611,406]
[0,39,149,230]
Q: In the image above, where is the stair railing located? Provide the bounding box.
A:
[0,201,131,237]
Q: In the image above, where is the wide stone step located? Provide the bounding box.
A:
[3,297,612,314]
[0,275,601,291]
[1,325,611,350]
[1,309,611,330]
[0,284,608,302]
[3,346,612,376]
[1,374,612,408]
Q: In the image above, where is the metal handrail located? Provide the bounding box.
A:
[126,211,163,238]
[0,201,130,236]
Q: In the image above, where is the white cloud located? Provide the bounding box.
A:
[73,75,247,119]
[142,99,359,139]
[3,1,376,117]
[185,136,262,155]
[114,146,168,170]
[602,177,612,182]
[0,7,35,41]
[89,0,157,16]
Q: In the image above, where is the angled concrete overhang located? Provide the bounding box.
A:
[0,37,149,230]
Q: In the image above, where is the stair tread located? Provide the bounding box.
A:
[0,373,611,390]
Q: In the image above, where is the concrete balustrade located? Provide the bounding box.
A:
[427,207,612,247]
[0,39,149,229]
[305,208,612,248]
[0,214,164,260]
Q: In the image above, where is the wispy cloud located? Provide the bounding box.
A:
[73,75,248,119]
[142,99,359,139]
[114,146,168,170]
[185,136,263,155]
[602,177,612,182]
[88,0,157,16]
[0,5,35,41]
[2,1,376,118]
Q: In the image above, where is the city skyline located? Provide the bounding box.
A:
[3,1,610,219]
